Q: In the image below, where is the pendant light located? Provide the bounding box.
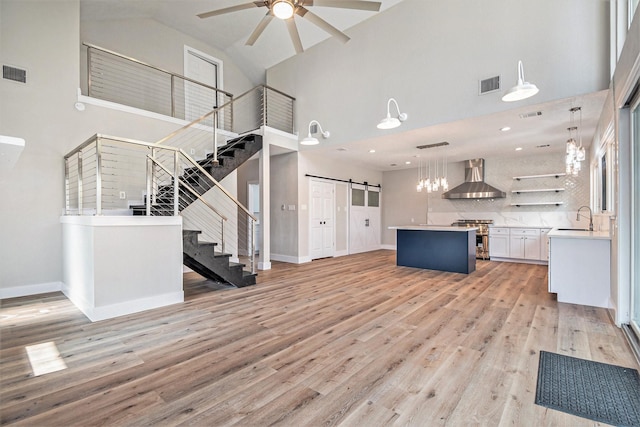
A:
[502,60,539,102]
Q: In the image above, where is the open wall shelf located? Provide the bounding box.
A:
[513,173,566,180]
[512,188,565,194]
[511,202,564,207]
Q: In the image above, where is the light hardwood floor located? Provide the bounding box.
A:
[1,250,638,426]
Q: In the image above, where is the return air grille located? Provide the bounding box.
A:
[478,76,500,95]
[3,65,26,83]
[417,141,450,150]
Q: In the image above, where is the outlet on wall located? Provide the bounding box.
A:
[119,191,126,200]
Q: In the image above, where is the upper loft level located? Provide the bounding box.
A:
[78,43,296,137]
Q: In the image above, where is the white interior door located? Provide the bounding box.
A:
[184,46,222,124]
[349,184,381,254]
[310,179,335,260]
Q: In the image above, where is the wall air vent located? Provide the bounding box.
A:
[519,111,543,119]
[478,76,500,95]
[416,141,450,150]
[3,65,27,83]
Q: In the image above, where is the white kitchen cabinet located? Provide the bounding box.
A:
[548,230,610,307]
[489,227,510,258]
[509,228,540,260]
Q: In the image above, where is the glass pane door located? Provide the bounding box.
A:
[631,102,640,336]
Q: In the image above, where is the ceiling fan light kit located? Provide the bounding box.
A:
[197,1,381,53]
[502,60,539,102]
[301,120,330,145]
[272,1,294,19]
[377,98,408,130]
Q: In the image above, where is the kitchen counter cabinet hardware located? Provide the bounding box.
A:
[489,227,548,264]
[511,202,564,207]
[513,173,566,180]
[488,227,510,258]
[509,228,541,260]
[511,188,565,194]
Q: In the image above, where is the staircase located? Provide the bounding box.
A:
[182,230,256,287]
[131,133,262,288]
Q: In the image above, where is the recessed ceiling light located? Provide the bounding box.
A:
[500,127,511,132]
[515,147,523,151]
[405,161,411,165]
[369,149,376,153]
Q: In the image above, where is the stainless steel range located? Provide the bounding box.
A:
[451,219,494,260]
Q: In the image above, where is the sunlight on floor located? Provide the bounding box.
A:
[25,341,67,376]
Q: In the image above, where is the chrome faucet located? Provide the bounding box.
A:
[576,206,594,231]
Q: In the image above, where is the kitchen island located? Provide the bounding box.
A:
[389,226,477,274]
[547,228,611,308]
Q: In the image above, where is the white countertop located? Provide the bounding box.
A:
[547,228,611,240]
[388,225,478,232]
[490,225,554,229]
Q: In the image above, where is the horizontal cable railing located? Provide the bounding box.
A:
[63,134,256,274]
[84,43,233,123]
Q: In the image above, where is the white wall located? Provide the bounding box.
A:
[80,17,254,97]
[298,151,382,259]
[382,152,591,245]
[0,0,257,294]
[267,0,609,149]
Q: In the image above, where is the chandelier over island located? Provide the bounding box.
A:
[416,156,448,193]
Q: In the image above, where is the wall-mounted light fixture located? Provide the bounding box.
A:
[300,120,330,145]
[502,60,539,102]
[377,98,408,129]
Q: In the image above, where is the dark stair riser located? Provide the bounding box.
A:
[182,229,256,287]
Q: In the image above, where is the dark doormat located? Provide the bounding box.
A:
[535,350,640,426]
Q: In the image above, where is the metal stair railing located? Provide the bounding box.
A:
[63,134,256,274]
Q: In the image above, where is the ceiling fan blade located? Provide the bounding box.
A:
[296,7,350,44]
[306,1,381,12]
[286,18,304,54]
[197,1,263,19]
[246,12,275,46]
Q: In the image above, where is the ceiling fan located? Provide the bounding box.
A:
[197,1,382,54]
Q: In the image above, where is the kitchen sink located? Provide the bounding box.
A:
[556,228,589,231]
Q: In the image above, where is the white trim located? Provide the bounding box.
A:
[334,249,349,257]
[270,253,312,264]
[381,244,397,251]
[79,93,189,125]
[60,215,181,227]
[63,288,184,322]
[0,281,62,299]
[184,45,224,91]
[490,257,548,265]
[258,261,272,270]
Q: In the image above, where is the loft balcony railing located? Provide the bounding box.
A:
[84,43,234,125]
[82,43,296,135]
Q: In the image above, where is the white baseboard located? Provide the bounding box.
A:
[381,244,397,251]
[490,257,548,265]
[271,254,313,264]
[0,281,63,299]
[258,261,272,270]
[63,289,184,322]
[334,249,349,257]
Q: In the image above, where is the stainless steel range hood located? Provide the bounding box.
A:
[442,159,506,199]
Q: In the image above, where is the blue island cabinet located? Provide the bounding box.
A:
[394,227,476,274]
